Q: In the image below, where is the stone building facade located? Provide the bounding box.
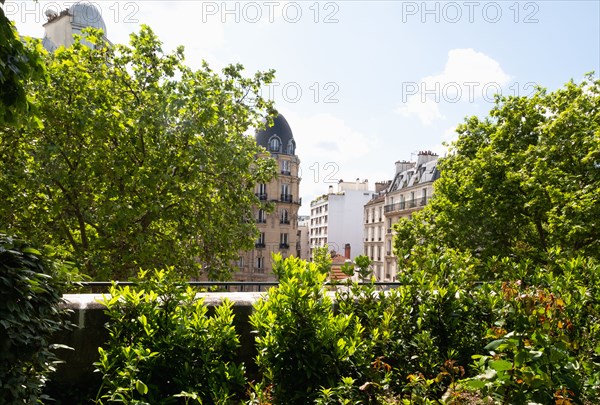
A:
[234,115,301,284]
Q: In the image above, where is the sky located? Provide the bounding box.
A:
[7,0,600,215]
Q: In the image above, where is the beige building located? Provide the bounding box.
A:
[383,151,439,279]
[297,215,311,260]
[363,181,390,281]
[234,115,301,284]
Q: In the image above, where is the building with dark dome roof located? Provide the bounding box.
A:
[234,114,302,287]
[255,114,297,156]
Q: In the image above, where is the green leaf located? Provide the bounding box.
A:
[489,359,513,372]
[135,380,148,395]
[464,379,487,389]
[484,339,505,351]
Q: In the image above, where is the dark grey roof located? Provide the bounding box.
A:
[256,114,296,155]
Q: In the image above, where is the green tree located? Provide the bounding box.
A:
[395,74,600,266]
[0,2,46,123]
[0,27,277,280]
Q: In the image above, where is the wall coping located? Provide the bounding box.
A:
[62,292,269,310]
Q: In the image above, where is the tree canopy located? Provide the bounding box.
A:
[395,74,600,266]
[0,4,45,123]
[0,27,277,280]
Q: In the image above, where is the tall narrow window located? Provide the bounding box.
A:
[287,140,296,154]
[280,233,289,249]
[257,209,266,223]
[269,136,281,152]
[256,232,265,248]
[280,209,289,224]
[256,257,264,272]
[280,160,290,175]
[281,184,290,202]
[257,183,267,200]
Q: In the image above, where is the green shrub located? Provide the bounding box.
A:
[250,254,368,404]
[333,253,498,402]
[460,257,600,404]
[94,267,245,404]
[0,234,72,404]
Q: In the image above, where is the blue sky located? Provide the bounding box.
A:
[8,0,600,215]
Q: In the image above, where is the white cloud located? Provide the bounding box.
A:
[397,48,510,125]
[397,95,444,126]
[280,111,375,212]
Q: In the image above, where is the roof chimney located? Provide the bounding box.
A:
[344,243,351,259]
[417,150,438,166]
[395,160,413,174]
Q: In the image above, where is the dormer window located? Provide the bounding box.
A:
[287,140,296,155]
[269,136,281,152]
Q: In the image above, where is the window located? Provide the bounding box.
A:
[257,209,266,223]
[281,184,291,202]
[257,183,267,200]
[256,257,264,271]
[280,160,290,175]
[256,232,265,248]
[269,136,281,152]
[280,233,289,249]
[287,139,296,154]
[280,209,289,224]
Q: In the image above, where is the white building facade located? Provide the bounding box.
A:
[309,180,373,260]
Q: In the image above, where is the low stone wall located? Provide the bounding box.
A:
[49,293,265,400]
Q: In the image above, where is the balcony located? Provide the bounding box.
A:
[280,170,291,176]
[280,194,293,203]
[279,243,290,249]
[253,267,264,274]
[255,242,266,248]
[280,219,290,225]
[256,218,266,224]
[384,201,405,213]
[387,228,392,234]
[255,193,268,201]
[383,197,431,213]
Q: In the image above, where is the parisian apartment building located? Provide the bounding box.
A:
[309,180,374,261]
[234,115,302,284]
[363,181,391,281]
[364,151,440,281]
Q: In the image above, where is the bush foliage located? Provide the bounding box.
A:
[94,268,246,404]
[248,252,600,404]
[0,234,72,404]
